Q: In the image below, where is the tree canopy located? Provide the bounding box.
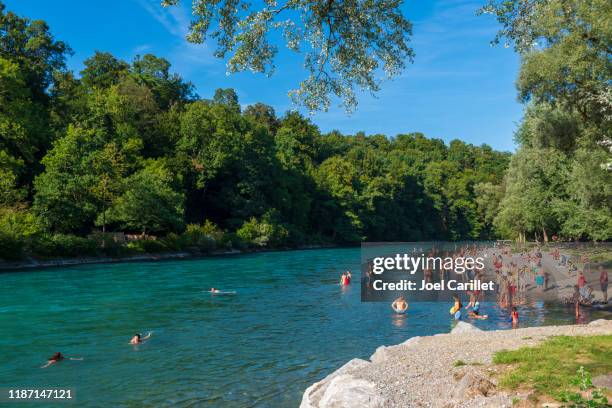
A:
[162,0,414,112]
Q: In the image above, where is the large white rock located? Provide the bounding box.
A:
[318,375,384,408]
[452,370,495,399]
[588,319,610,327]
[451,321,483,334]
[370,336,421,364]
[370,345,393,364]
[301,359,375,408]
[401,336,421,347]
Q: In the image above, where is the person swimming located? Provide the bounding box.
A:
[346,271,352,283]
[41,352,82,368]
[467,300,488,319]
[209,288,220,293]
[130,332,153,345]
[391,296,408,314]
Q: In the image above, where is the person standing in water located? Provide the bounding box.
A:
[130,332,153,345]
[570,285,582,318]
[599,265,608,303]
[511,306,519,327]
[391,296,408,313]
[577,271,587,289]
[340,272,349,285]
[450,295,462,320]
[41,352,82,368]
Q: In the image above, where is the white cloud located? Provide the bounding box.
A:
[133,0,190,38]
[133,43,153,54]
[133,0,219,71]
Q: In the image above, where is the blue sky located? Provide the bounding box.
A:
[5,0,523,151]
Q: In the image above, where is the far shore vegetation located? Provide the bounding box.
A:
[0,0,610,262]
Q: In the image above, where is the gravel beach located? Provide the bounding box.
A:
[301,319,612,408]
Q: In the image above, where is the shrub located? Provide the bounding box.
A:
[32,234,98,258]
[126,239,167,253]
[236,211,289,248]
[0,232,27,260]
[161,232,189,251]
[88,233,132,257]
[0,207,43,260]
[99,239,131,257]
[182,223,217,252]
[219,232,246,250]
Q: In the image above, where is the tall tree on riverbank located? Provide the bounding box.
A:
[0,3,70,195]
[484,0,612,240]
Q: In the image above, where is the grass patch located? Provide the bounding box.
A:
[493,335,612,399]
[521,336,532,340]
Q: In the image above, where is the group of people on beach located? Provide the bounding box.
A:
[487,243,608,321]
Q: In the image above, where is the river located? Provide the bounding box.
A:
[0,248,605,407]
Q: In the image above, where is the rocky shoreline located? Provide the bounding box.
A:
[300,319,612,408]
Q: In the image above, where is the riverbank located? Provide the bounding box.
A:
[301,319,612,408]
[0,244,338,272]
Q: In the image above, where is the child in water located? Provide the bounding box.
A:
[511,307,519,327]
[467,301,488,319]
[450,295,462,320]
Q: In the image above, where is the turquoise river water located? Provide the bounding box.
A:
[0,248,606,407]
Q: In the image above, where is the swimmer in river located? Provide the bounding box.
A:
[391,296,408,314]
[129,332,153,345]
[340,272,349,285]
[467,300,488,319]
[346,271,352,283]
[41,352,82,368]
[209,288,220,293]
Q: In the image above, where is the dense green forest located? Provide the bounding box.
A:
[0,1,610,260]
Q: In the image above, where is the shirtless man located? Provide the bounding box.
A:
[391,296,408,313]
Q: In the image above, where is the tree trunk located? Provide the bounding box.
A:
[102,209,106,248]
[542,227,548,244]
